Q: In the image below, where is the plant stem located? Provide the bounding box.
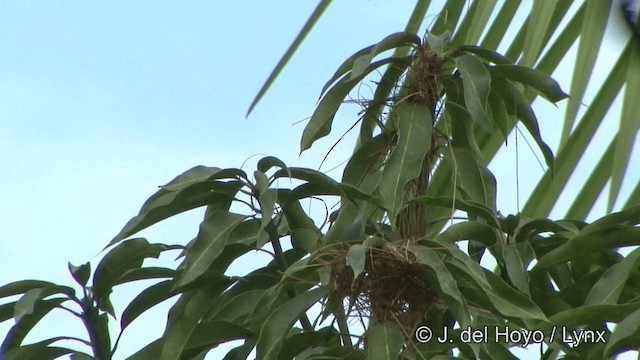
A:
[80,298,111,360]
[265,220,314,331]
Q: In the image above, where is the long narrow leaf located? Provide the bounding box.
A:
[247,0,332,116]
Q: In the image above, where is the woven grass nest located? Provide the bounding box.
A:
[316,241,439,339]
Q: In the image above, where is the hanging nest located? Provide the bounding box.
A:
[316,241,439,341]
[407,43,443,107]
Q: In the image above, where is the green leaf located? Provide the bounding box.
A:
[210,289,266,323]
[492,78,554,168]
[256,287,327,360]
[433,221,500,247]
[584,247,640,306]
[67,262,90,288]
[0,298,66,354]
[247,0,332,116]
[175,211,246,289]
[70,352,94,360]
[116,267,177,285]
[109,177,244,247]
[480,269,546,320]
[259,188,278,228]
[453,45,513,65]
[380,103,432,223]
[535,226,640,269]
[609,45,640,212]
[346,244,366,280]
[541,303,640,330]
[366,322,404,360]
[257,156,290,177]
[521,48,628,218]
[320,32,420,96]
[501,242,534,296]
[456,54,492,132]
[300,56,410,153]
[185,321,254,353]
[121,279,177,329]
[447,147,497,210]
[490,64,568,102]
[128,338,163,360]
[343,133,391,186]
[278,327,340,360]
[160,279,231,360]
[410,245,470,327]
[350,32,421,80]
[560,0,611,145]
[93,238,169,314]
[14,286,74,324]
[407,195,500,227]
[0,280,56,300]
[604,307,640,358]
[160,166,246,192]
[487,88,512,142]
[520,0,555,67]
[2,337,79,360]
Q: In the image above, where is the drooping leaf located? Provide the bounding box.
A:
[380,102,432,223]
[536,226,640,269]
[256,287,327,360]
[407,195,500,227]
[109,178,244,247]
[366,322,405,360]
[300,56,411,153]
[184,321,254,354]
[0,281,57,300]
[456,54,492,132]
[160,166,246,192]
[14,285,74,324]
[257,156,290,177]
[521,48,628,218]
[93,238,170,314]
[501,242,534,296]
[174,211,246,289]
[2,337,80,360]
[490,64,568,102]
[453,45,513,65]
[319,32,420,97]
[433,221,501,247]
[584,247,640,306]
[410,245,470,327]
[487,88,512,142]
[350,32,421,80]
[0,298,66,355]
[492,78,554,168]
[116,267,177,285]
[121,280,177,329]
[446,147,497,211]
[160,279,231,360]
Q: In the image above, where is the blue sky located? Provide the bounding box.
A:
[1,1,638,359]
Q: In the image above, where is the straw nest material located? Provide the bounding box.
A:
[315,241,439,339]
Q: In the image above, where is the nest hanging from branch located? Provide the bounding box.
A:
[316,242,440,340]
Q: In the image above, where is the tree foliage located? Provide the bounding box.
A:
[2,1,640,359]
